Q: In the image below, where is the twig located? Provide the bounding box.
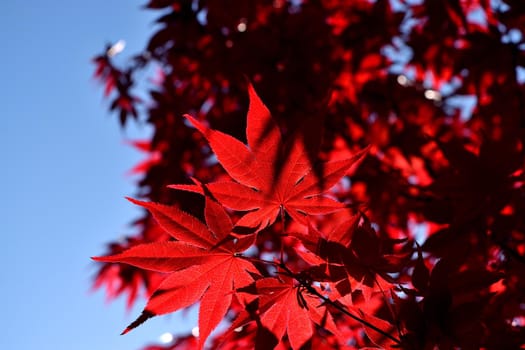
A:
[243,256,402,345]
[374,275,403,340]
[279,205,285,263]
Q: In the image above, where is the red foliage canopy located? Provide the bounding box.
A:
[92,1,525,349]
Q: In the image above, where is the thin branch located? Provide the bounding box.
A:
[281,263,402,345]
[243,256,402,345]
[374,275,403,340]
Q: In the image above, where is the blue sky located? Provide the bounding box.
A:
[0,1,194,349]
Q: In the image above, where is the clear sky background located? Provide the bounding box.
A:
[0,1,194,349]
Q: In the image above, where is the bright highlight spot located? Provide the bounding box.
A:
[237,21,247,32]
[159,332,173,344]
[234,326,244,332]
[512,316,525,327]
[107,40,126,57]
[424,89,441,101]
[192,326,200,337]
[397,75,409,86]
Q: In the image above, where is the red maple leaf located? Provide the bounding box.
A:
[92,195,259,349]
[297,214,410,298]
[231,274,341,350]
[170,84,369,231]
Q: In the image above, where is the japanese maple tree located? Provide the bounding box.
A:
[92,0,525,349]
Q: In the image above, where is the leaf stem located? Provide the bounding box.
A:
[279,205,285,263]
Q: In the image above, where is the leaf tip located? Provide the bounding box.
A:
[246,81,257,96]
[126,196,149,208]
[167,183,204,194]
[183,114,208,135]
[121,310,155,335]
[91,254,119,263]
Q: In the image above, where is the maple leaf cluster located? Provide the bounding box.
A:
[92,1,525,349]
